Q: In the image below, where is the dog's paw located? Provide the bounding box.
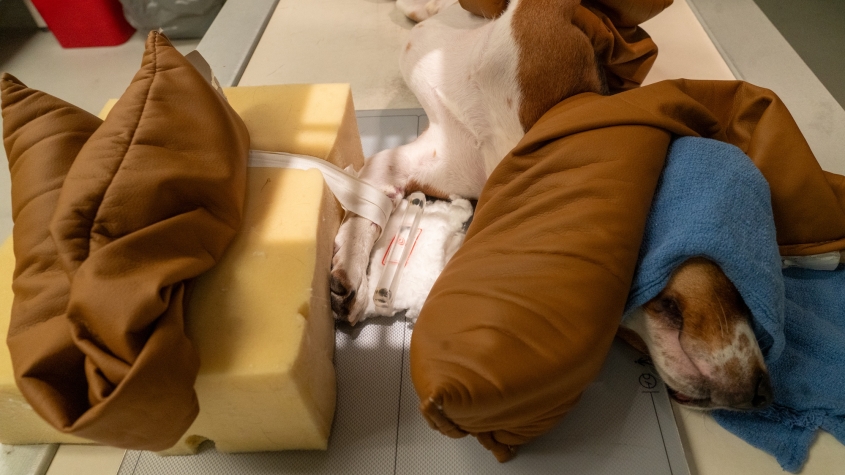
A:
[330,215,381,324]
[397,0,449,22]
[330,265,369,325]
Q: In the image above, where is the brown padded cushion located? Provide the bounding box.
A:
[410,79,845,462]
[1,32,250,450]
[459,0,668,93]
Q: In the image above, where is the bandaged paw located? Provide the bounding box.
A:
[364,197,473,321]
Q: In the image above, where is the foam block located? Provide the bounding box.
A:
[167,167,341,454]
[0,84,364,453]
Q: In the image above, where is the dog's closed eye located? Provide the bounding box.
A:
[647,295,684,329]
[627,258,772,410]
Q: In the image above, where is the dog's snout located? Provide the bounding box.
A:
[706,369,773,410]
[751,372,773,409]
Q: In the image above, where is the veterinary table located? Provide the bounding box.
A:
[6,0,844,474]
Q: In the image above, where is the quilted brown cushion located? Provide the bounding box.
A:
[410,80,845,462]
[1,31,250,450]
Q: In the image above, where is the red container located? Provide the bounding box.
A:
[31,0,136,48]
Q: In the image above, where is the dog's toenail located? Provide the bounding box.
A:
[330,279,348,295]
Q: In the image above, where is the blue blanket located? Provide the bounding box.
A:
[623,136,845,472]
[712,267,845,472]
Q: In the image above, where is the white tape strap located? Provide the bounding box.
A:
[248,150,392,231]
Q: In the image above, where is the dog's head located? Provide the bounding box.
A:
[620,257,773,410]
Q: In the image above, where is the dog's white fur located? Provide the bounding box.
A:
[331,0,524,320]
[331,0,773,410]
[624,310,768,408]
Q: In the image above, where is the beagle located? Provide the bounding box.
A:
[331,0,774,410]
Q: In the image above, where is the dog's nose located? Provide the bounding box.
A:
[751,372,773,409]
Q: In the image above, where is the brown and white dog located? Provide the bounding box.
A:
[332,0,603,320]
[331,0,773,410]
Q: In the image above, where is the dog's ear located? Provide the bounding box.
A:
[458,0,509,18]
[459,0,672,94]
[512,0,606,129]
[616,326,650,355]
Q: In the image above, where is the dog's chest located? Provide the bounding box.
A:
[403,3,526,177]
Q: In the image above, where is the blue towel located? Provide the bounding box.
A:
[623,136,845,472]
[623,137,785,360]
[712,267,845,472]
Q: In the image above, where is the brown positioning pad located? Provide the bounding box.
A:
[411,79,845,462]
[2,31,250,450]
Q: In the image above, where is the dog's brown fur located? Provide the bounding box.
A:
[512,0,604,130]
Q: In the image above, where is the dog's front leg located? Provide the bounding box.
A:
[331,144,424,324]
[330,213,381,324]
